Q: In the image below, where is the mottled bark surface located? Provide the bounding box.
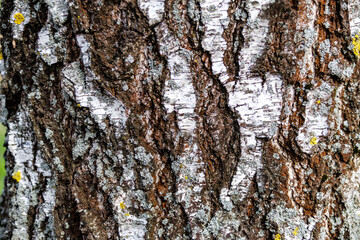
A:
[1,0,360,239]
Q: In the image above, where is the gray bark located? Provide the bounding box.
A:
[0,0,360,239]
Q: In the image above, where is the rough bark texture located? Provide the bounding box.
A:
[1,0,360,239]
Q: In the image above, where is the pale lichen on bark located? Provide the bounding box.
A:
[296,82,333,154]
[1,0,360,239]
[10,0,30,40]
[4,108,55,240]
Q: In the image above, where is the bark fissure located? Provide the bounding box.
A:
[1,0,360,239]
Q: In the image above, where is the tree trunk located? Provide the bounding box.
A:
[0,0,360,239]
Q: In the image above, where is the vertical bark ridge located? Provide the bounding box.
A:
[1,0,360,239]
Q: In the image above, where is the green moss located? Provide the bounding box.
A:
[0,123,6,195]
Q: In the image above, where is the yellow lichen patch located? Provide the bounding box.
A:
[77,103,82,108]
[180,164,183,168]
[317,100,321,104]
[12,171,21,182]
[353,33,360,58]
[275,234,281,240]
[125,213,130,217]
[0,52,3,60]
[120,201,126,209]
[310,136,317,145]
[184,176,188,180]
[293,227,299,236]
[14,13,25,25]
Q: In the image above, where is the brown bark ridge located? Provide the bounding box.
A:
[0,0,360,239]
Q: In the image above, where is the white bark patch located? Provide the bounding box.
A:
[296,82,333,153]
[62,35,127,134]
[235,0,272,79]
[76,35,91,67]
[0,95,7,125]
[118,215,147,239]
[349,0,360,35]
[220,188,234,211]
[44,0,69,25]
[339,156,360,239]
[285,154,297,205]
[7,109,55,240]
[156,22,207,238]
[7,111,32,240]
[164,53,197,132]
[156,23,197,134]
[138,0,165,25]
[228,74,283,200]
[225,0,282,201]
[200,0,230,83]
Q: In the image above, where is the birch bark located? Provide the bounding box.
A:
[0,0,360,239]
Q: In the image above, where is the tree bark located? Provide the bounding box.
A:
[1,0,360,239]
